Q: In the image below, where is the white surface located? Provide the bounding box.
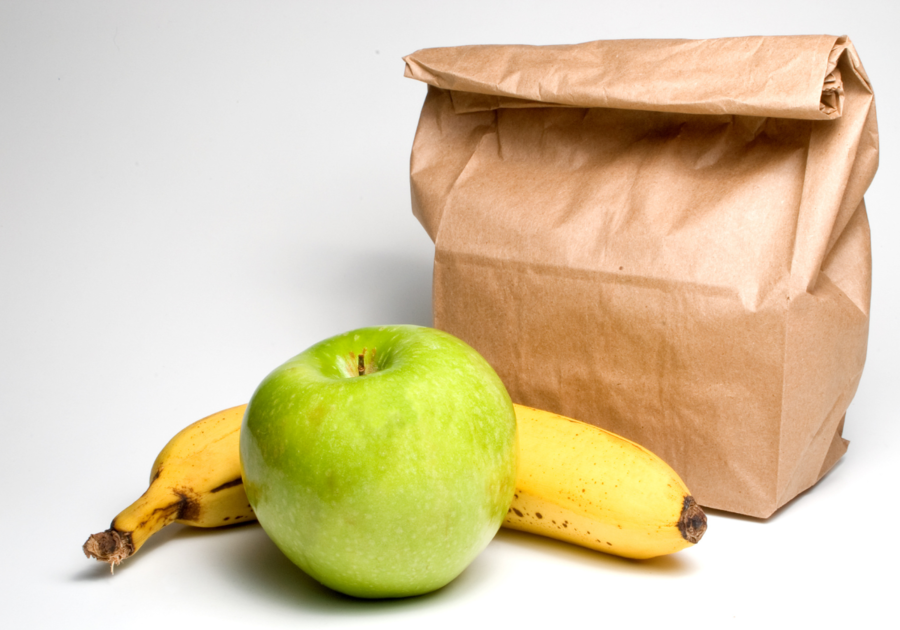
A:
[2,1,897,627]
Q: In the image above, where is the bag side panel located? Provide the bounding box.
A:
[775,45,878,511]
[776,201,871,510]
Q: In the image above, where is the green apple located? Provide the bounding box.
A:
[239,325,518,598]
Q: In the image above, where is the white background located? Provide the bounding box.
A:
[2,1,897,627]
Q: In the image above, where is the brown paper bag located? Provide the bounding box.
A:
[403,35,878,518]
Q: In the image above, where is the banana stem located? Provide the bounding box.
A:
[82,529,134,573]
[83,481,195,572]
[678,496,707,544]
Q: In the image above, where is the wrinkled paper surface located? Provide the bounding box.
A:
[405,35,878,518]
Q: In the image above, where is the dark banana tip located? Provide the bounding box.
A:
[83,528,134,573]
[677,496,707,544]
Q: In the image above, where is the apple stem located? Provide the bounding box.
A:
[347,348,378,377]
[359,348,378,376]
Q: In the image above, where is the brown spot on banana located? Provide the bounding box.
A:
[120,495,181,536]
[677,496,707,544]
[174,488,200,522]
[210,477,243,493]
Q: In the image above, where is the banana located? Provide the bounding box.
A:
[84,402,705,570]
[83,404,255,572]
[504,405,706,559]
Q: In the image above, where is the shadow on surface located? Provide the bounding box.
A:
[70,520,258,581]
[72,511,698,610]
[493,528,700,577]
[701,458,848,524]
[217,524,471,614]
